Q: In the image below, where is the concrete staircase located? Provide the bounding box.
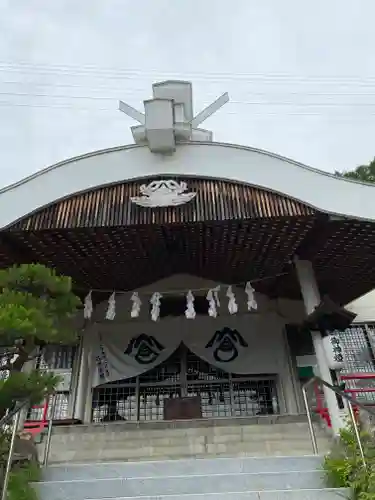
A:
[39,415,331,463]
[33,416,349,499]
[34,455,348,499]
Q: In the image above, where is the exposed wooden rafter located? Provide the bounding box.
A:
[1,177,375,305]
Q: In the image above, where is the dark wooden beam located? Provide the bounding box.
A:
[293,214,331,261]
[0,232,34,264]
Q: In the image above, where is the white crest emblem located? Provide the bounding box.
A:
[130,180,196,208]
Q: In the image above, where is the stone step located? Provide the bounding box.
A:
[43,455,324,481]
[41,417,331,464]
[49,415,311,436]
[49,430,327,449]
[49,432,327,449]
[49,421,321,442]
[34,470,329,499]
[44,420,329,464]
[45,438,329,464]
[81,491,348,499]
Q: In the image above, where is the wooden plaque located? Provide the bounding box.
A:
[164,396,202,420]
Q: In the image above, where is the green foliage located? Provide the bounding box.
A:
[0,264,80,417]
[0,264,80,496]
[0,427,40,499]
[323,419,375,499]
[8,462,40,500]
[0,371,60,414]
[0,264,81,345]
[335,157,375,184]
[0,428,11,466]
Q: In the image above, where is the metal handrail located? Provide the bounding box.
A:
[302,376,375,467]
[1,404,24,500]
[0,393,56,500]
[43,393,56,468]
[0,399,30,429]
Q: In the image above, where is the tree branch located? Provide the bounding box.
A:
[0,363,12,371]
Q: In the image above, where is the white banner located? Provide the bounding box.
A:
[184,314,281,374]
[90,320,183,387]
[89,313,284,386]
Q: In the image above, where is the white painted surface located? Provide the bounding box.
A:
[1,142,375,229]
[347,289,375,323]
[296,355,317,367]
[74,332,91,422]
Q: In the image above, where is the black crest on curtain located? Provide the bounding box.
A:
[124,334,165,364]
[205,327,248,363]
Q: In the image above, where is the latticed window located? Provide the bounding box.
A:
[335,324,375,404]
[91,346,279,422]
[28,345,77,421]
[37,345,76,370]
[337,324,375,375]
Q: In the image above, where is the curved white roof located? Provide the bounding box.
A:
[346,290,375,322]
[1,141,375,229]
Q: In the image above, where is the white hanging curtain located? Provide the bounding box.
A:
[90,320,183,387]
[183,314,283,375]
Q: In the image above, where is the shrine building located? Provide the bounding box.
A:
[2,80,375,435]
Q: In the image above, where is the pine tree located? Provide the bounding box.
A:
[335,157,375,183]
[0,264,81,419]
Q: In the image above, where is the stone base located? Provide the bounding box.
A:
[41,414,332,464]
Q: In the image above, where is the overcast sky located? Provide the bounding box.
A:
[1,0,375,186]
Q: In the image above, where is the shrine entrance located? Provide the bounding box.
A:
[91,345,280,422]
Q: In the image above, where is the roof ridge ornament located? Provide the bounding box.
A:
[130,179,197,208]
[119,80,229,154]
